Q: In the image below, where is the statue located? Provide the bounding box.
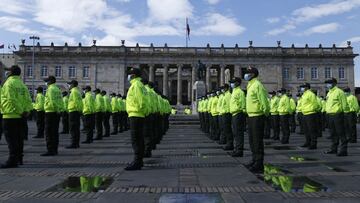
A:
[224,69,231,84]
[196,60,206,81]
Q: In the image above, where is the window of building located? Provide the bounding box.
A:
[68,66,76,78]
[325,67,332,79]
[311,67,318,79]
[26,65,33,78]
[338,67,345,79]
[296,67,304,79]
[40,66,48,77]
[55,66,62,78]
[82,66,89,78]
[282,67,290,80]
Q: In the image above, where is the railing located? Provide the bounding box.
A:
[17,45,356,56]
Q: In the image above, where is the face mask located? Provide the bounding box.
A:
[277,93,281,97]
[221,89,225,93]
[5,71,11,78]
[326,84,333,90]
[45,82,49,86]
[244,73,252,81]
[296,97,299,100]
[216,91,220,95]
[127,75,132,82]
[269,95,273,98]
[67,84,71,89]
[300,87,305,93]
[230,83,235,89]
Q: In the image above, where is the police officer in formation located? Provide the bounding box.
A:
[324,78,348,156]
[229,77,246,157]
[33,86,45,139]
[82,86,95,143]
[125,68,171,170]
[0,66,32,168]
[60,91,69,134]
[198,67,360,173]
[67,80,83,149]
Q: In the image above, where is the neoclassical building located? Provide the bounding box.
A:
[13,40,358,105]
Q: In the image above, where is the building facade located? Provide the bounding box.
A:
[13,40,358,105]
[0,54,16,83]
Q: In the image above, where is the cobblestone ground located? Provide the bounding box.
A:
[0,115,360,203]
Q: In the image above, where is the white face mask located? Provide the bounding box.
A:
[127,75,132,82]
[326,84,333,90]
[230,83,235,89]
[244,73,252,81]
[269,95,273,98]
[45,82,49,86]
[5,71,11,78]
[300,87,305,93]
[67,84,72,89]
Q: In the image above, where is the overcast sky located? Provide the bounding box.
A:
[0,0,359,85]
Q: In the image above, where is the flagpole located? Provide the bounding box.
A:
[186,18,188,48]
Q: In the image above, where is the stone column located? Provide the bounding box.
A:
[234,64,241,77]
[177,64,182,105]
[149,64,155,82]
[206,64,211,92]
[191,64,196,102]
[220,64,225,86]
[163,64,169,97]
[187,80,191,102]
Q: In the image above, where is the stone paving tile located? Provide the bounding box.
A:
[0,120,360,202]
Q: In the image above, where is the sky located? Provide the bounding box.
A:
[0,0,359,85]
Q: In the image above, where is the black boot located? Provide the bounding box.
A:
[124,161,143,171]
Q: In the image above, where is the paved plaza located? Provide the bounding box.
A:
[0,115,360,203]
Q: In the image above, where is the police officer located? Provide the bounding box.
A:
[222,84,233,151]
[66,80,83,148]
[299,83,319,149]
[33,86,45,139]
[244,67,270,173]
[42,76,63,156]
[94,89,104,140]
[324,78,348,156]
[296,93,305,135]
[117,94,125,133]
[125,68,147,170]
[210,91,220,141]
[141,79,153,157]
[82,86,95,143]
[102,91,111,137]
[110,93,119,135]
[1,65,32,168]
[278,88,291,144]
[147,81,160,152]
[214,87,226,144]
[269,91,280,140]
[229,77,246,157]
[343,87,359,143]
[60,91,69,134]
[288,92,297,133]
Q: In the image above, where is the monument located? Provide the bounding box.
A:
[192,60,207,114]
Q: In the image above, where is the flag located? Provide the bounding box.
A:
[0,44,4,49]
[186,18,190,40]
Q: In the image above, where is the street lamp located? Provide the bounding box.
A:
[29,35,40,100]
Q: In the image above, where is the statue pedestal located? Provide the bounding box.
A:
[192,81,206,114]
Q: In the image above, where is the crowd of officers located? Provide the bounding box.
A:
[0,66,171,171]
[198,67,359,173]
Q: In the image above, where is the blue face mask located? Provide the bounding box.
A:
[326,83,333,90]
[230,83,235,89]
[244,74,252,81]
[300,87,305,93]
[127,75,132,82]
